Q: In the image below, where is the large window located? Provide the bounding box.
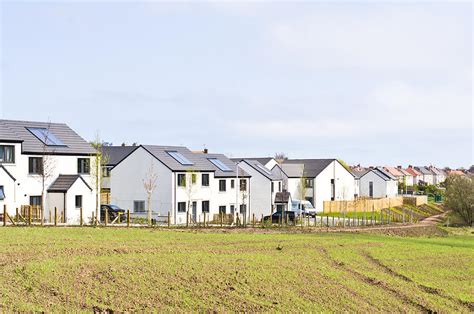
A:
[30,196,42,206]
[0,146,14,163]
[134,200,145,212]
[219,180,226,192]
[271,182,274,193]
[202,201,210,213]
[177,202,186,213]
[219,205,226,214]
[278,182,282,192]
[28,157,43,174]
[231,179,235,189]
[239,204,247,214]
[0,186,5,200]
[75,195,82,208]
[305,178,314,188]
[331,179,335,201]
[78,158,90,174]
[202,174,209,187]
[240,179,247,191]
[177,174,186,187]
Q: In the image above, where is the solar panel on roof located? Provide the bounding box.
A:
[208,158,232,172]
[26,127,66,146]
[167,151,194,165]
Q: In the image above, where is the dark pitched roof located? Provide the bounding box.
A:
[197,153,250,177]
[0,119,96,155]
[236,159,280,180]
[0,165,16,181]
[232,157,273,166]
[101,146,139,166]
[275,191,291,203]
[47,175,92,192]
[351,168,369,179]
[282,159,335,178]
[360,168,396,182]
[415,166,434,175]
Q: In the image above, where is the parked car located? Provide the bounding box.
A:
[291,199,318,217]
[100,204,126,222]
[263,211,296,224]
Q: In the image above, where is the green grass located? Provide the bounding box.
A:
[0,227,472,312]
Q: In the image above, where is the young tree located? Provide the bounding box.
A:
[90,133,110,223]
[240,181,248,225]
[185,169,197,222]
[37,124,57,222]
[445,174,474,225]
[143,161,158,226]
[298,165,308,203]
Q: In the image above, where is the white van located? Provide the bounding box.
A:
[291,199,318,217]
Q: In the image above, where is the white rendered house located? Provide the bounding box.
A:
[282,159,355,212]
[0,120,97,224]
[109,145,250,225]
[358,167,398,198]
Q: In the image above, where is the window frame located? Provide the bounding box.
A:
[177,202,186,213]
[177,174,186,187]
[219,179,226,192]
[134,200,146,213]
[219,205,226,214]
[29,195,42,206]
[28,157,43,175]
[240,179,247,191]
[77,158,90,174]
[202,200,210,213]
[75,195,83,208]
[0,145,15,163]
[201,174,209,187]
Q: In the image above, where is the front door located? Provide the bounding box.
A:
[192,201,197,221]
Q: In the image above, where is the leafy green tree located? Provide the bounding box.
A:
[445,175,474,225]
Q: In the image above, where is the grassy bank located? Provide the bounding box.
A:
[0,227,472,312]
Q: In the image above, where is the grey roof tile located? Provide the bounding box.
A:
[101,146,139,166]
[282,159,335,178]
[48,174,92,192]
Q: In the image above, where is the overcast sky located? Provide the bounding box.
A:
[0,1,472,167]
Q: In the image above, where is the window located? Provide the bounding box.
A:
[191,173,197,184]
[102,166,112,177]
[78,158,90,174]
[0,145,14,163]
[167,151,193,165]
[29,157,43,174]
[331,179,335,201]
[219,180,226,192]
[239,204,247,214]
[26,127,66,146]
[75,195,82,208]
[202,201,210,213]
[278,182,282,192]
[202,174,209,187]
[134,200,145,213]
[219,205,226,214]
[0,186,5,200]
[177,202,186,213]
[230,205,235,214]
[177,174,186,187]
[305,179,314,188]
[30,196,42,206]
[240,179,247,191]
[208,158,232,171]
[271,182,274,193]
[231,179,235,189]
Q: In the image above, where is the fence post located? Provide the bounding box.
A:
[186,211,189,228]
[127,210,130,227]
[105,207,108,227]
[168,211,171,227]
[28,206,32,226]
[204,212,206,227]
[80,207,83,226]
[3,205,6,226]
[220,213,223,227]
[54,207,58,226]
[15,207,19,224]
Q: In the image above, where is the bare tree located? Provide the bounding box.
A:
[90,133,110,223]
[240,182,248,225]
[298,165,308,203]
[143,161,158,226]
[185,169,197,222]
[274,152,287,164]
[35,123,57,223]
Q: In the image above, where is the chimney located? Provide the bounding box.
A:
[203,148,208,154]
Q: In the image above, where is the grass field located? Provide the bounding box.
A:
[0,226,472,312]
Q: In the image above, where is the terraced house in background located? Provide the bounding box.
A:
[0,119,97,223]
[108,145,250,224]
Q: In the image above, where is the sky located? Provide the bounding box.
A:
[0,1,472,168]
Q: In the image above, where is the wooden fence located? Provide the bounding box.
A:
[323,197,404,213]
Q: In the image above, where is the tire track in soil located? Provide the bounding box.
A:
[318,247,433,313]
[362,252,474,312]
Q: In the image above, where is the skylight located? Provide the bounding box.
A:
[26,127,66,146]
[208,158,232,172]
[167,151,193,165]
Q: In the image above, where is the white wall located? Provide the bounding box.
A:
[0,141,97,218]
[237,162,273,218]
[359,171,398,198]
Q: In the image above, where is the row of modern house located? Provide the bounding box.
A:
[0,119,469,225]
